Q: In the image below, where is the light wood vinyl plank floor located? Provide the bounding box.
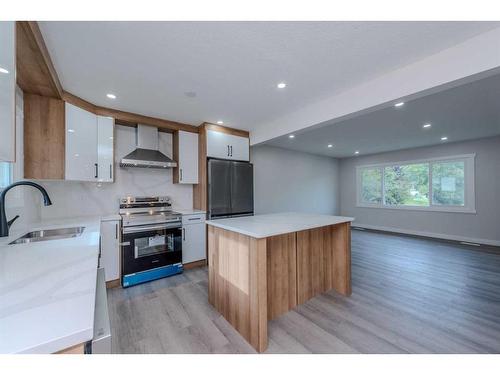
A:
[108,230,500,354]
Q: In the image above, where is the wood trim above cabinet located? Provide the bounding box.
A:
[24,94,65,179]
[16,21,63,99]
[62,91,199,134]
[202,122,249,138]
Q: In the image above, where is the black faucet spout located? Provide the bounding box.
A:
[0,181,52,237]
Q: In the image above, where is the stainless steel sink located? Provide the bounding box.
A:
[9,226,85,245]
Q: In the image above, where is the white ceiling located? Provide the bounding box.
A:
[39,21,499,131]
[265,73,500,158]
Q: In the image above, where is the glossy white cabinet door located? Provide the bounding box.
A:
[0,21,16,162]
[177,131,198,184]
[97,116,114,182]
[65,103,98,181]
[206,130,249,161]
[228,133,250,161]
[100,220,120,282]
[206,130,231,159]
[182,218,206,264]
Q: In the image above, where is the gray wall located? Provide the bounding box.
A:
[251,145,340,215]
[339,136,500,245]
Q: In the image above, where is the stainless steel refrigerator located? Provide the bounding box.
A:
[208,159,254,219]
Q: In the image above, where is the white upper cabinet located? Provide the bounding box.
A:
[65,103,98,181]
[206,130,249,161]
[65,103,114,182]
[97,116,114,182]
[228,134,250,161]
[176,131,198,184]
[0,21,16,162]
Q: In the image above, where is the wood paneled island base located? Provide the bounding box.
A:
[207,217,352,353]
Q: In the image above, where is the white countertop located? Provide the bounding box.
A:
[0,216,102,354]
[206,213,354,239]
[174,208,206,216]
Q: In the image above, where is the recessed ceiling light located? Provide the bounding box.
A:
[394,102,405,107]
[0,67,9,74]
[354,151,360,155]
[289,134,295,139]
[277,82,287,89]
[327,144,333,148]
[68,129,75,133]
[74,154,79,157]
[106,93,116,99]
[217,120,224,125]
[423,123,432,128]
[441,136,448,141]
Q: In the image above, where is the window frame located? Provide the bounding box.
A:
[356,154,476,214]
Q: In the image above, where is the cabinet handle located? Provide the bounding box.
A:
[182,227,186,241]
[180,168,183,181]
[95,163,98,179]
[110,164,112,179]
[230,145,233,157]
[115,223,118,240]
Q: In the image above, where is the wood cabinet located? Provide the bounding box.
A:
[65,103,114,182]
[206,130,249,161]
[24,94,65,179]
[0,21,16,162]
[100,219,121,282]
[173,130,198,184]
[181,213,206,264]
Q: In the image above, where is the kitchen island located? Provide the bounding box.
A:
[206,212,354,352]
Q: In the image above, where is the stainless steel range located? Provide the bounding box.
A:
[119,196,183,287]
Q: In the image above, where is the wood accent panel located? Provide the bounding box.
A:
[24,94,65,179]
[193,124,207,210]
[296,223,352,304]
[56,343,85,354]
[331,222,351,295]
[202,122,250,138]
[16,21,63,99]
[106,279,121,289]
[62,90,97,114]
[208,226,268,352]
[183,259,207,270]
[266,233,297,320]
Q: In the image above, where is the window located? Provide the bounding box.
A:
[360,167,382,204]
[357,154,475,213]
[432,161,465,206]
[384,163,429,206]
[0,162,12,189]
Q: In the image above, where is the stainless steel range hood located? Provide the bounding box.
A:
[120,124,177,169]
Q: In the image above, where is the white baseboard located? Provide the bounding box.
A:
[351,223,500,247]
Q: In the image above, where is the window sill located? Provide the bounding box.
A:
[356,203,476,214]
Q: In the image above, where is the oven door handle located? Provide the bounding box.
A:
[122,223,181,234]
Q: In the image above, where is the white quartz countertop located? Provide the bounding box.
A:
[206,213,354,239]
[0,216,102,354]
[174,208,206,215]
